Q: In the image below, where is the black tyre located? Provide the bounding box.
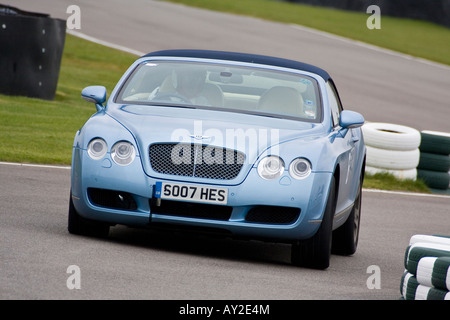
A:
[332,175,362,256]
[419,131,450,155]
[68,191,110,238]
[291,177,335,270]
[417,169,450,190]
[418,152,450,172]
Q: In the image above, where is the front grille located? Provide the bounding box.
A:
[149,143,245,180]
[245,206,301,224]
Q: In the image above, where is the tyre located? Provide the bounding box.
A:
[366,146,420,170]
[416,256,450,291]
[291,177,335,270]
[332,174,362,255]
[68,191,110,237]
[418,152,450,172]
[409,234,450,247]
[365,165,417,181]
[417,169,450,190]
[362,122,421,151]
[419,131,450,155]
[405,242,450,275]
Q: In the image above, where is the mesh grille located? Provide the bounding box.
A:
[149,143,245,180]
[245,206,301,224]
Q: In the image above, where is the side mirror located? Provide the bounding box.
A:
[339,110,365,129]
[81,86,107,111]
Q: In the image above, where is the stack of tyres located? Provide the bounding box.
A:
[401,235,450,300]
[362,123,421,180]
[417,131,450,190]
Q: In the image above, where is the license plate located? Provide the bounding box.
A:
[154,182,228,205]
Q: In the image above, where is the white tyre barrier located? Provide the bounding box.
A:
[416,256,450,291]
[366,146,420,170]
[362,122,421,151]
[400,235,450,300]
[401,271,450,300]
[409,234,450,247]
[405,242,450,275]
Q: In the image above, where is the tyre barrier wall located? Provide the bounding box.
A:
[0,5,66,100]
[362,123,450,190]
[401,235,450,300]
[417,131,450,190]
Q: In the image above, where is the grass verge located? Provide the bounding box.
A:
[0,34,135,164]
[363,172,430,193]
[164,0,450,66]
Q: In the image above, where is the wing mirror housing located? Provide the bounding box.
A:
[339,110,365,129]
[81,86,107,112]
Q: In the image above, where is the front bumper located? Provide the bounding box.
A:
[71,148,332,242]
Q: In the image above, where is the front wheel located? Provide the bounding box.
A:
[68,191,110,238]
[332,178,362,255]
[291,177,335,270]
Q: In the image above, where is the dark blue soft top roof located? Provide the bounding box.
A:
[143,49,331,81]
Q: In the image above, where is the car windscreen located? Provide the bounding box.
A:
[115,60,322,122]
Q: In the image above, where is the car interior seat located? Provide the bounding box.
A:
[258,86,304,117]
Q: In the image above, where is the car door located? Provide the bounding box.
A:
[326,80,358,216]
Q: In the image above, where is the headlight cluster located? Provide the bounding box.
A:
[87,138,107,160]
[257,156,311,180]
[111,141,136,166]
[87,138,136,166]
[257,156,285,180]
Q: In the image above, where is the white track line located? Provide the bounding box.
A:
[69,23,450,72]
[67,30,146,56]
[0,161,70,170]
[289,24,450,72]
[362,188,450,199]
[1,161,448,198]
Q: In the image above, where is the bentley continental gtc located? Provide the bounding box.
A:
[68,50,366,269]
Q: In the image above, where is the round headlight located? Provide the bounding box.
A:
[111,141,136,166]
[87,138,107,160]
[289,158,312,180]
[257,156,285,180]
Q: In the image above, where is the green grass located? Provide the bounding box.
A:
[363,172,430,193]
[164,0,450,66]
[0,34,135,164]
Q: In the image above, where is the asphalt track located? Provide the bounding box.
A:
[1,162,449,300]
[1,0,450,300]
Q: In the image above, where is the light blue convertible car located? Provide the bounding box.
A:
[69,50,366,269]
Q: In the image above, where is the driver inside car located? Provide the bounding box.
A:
[151,66,210,105]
